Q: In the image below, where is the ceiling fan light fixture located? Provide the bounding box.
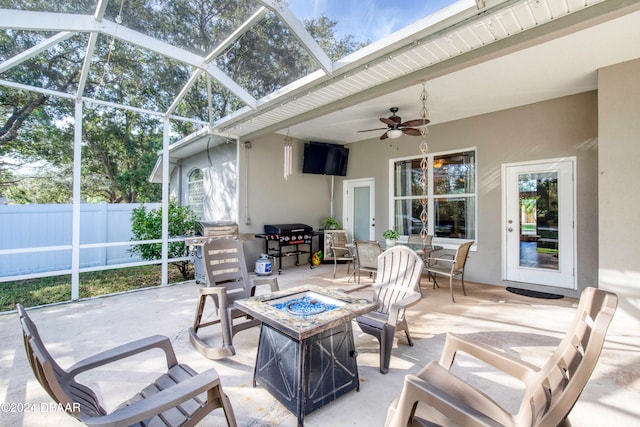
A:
[387,129,403,139]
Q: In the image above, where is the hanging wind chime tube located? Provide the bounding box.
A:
[419,82,430,252]
[284,131,293,180]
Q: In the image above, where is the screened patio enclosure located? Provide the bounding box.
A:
[2,0,637,302]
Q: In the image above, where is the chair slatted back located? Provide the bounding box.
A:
[17,304,105,420]
[203,238,252,303]
[373,246,423,317]
[518,288,618,426]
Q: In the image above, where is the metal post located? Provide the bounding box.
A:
[161,119,170,285]
[71,100,82,300]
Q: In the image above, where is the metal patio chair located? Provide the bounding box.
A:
[17,303,237,427]
[425,241,473,302]
[354,240,381,283]
[189,238,278,359]
[355,245,424,374]
[384,287,618,427]
[329,230,355,279]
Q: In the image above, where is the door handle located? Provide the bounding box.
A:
[508,227,513,232]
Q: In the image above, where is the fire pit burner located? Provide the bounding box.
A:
[276,296,337,316]
[269,291,343,317]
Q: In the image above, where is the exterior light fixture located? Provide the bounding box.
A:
[387,129,403,139]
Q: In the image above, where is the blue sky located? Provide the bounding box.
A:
[286,0,460,44]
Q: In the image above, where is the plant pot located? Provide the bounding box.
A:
[386,239,397,247]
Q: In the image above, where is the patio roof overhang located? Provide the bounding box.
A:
[147,0,640,182]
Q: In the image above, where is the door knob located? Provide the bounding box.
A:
[508,227,513,232]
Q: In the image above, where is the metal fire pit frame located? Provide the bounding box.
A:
[235,286,377,426]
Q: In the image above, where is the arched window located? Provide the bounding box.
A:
[187,169,204,220]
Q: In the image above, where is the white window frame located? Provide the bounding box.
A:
[389,147,477,250]
[187,168,204,220]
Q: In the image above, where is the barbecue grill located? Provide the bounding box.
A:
[186,222,238,283]
[256,223,315,274]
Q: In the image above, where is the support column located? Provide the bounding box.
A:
[71,100,82,300]
[161,119,170,285]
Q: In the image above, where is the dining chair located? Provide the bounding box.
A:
[354,240,381,283]
[425,241,473,302]
[329,231,355,279]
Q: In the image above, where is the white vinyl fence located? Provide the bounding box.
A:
[0,203,160,279]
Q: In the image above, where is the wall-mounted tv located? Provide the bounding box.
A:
[302,141,349,176]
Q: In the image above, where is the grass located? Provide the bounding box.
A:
[0,264,193,312]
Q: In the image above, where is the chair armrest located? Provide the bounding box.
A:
[385,372,507,427]
[435,333,539,381]
[388,292,422,324]
[67,335,178,377]
[250,276,279,292]
[82,368,221,427]
[427,257,454,264]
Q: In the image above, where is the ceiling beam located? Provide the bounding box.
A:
[0,9,258,108]
[0,31,75,73]
[257,0,333,75]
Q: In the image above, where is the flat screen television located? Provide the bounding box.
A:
[302,141,349,176]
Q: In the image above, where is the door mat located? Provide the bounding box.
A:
[506,287,564,299]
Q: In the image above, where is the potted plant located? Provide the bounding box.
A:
[322,216,342,230]
[382,229,400,246]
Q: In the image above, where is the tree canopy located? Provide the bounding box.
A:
[0,0,363,203]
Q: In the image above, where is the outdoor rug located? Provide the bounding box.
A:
[506,287,564,299]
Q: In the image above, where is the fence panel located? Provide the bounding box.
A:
[0,203,160,277]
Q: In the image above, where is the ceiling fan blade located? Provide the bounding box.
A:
[401,118,430,127]
[380,132,389,140]
[357,127,388,133]
[402,127,422,136]
[380,117,401,126]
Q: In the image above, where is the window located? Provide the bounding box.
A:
[392,150,476,241]
[188,169,204,220]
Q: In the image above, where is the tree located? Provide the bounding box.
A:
[1,0,364,203]
[129,199,197,280]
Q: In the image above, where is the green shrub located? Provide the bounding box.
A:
[129,199,196,279]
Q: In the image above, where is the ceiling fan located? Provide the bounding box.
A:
[357,107,430,140]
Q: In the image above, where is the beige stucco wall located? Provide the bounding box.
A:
[345,91,599,297]
[171,141,237,223]
[598,58,640,321]
[236,133,338,265]
[171,60,640,316]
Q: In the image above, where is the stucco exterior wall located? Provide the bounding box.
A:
[171,141,237,223]
[598,58,640,321]
[345,91,598,297]
[237,133,338,266]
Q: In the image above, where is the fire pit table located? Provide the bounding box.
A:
[235,285,377,427]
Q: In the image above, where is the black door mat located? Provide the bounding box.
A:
[506,287,564,299]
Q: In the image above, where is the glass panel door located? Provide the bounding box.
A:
[504,159,575,289]
[518,172,559,270]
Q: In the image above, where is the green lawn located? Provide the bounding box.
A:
[0,264,193,312]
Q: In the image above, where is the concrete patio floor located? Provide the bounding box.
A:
[1,263,638,426]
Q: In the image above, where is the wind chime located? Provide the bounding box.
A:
[418,82,430,252]
[283,129,293,180]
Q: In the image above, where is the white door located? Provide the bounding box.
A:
[344,178,375,241]
[503,159,575,289]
